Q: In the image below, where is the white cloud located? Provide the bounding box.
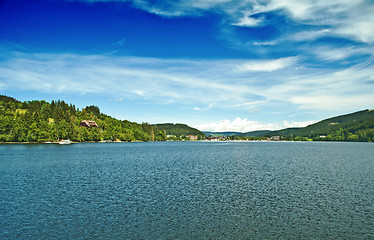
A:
[312,46,374,61]
[289,95,374,111]
[253,41,278,46]
[75,0,374,44]
[290,29,330,42]
[263,57,374,112]
[334,14,374,43]
[193,103,215,111]
[135,90,146,96]
[1,51,373,115]
[232,11,263,27]
[259,0,374,44]
[131,0,374,44]
[237,57,297,72]
[235,101,265,107]
[195,117,316,132]
[129,0,231,17]
[0,53,254,108]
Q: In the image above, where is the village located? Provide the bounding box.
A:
[79,120,283,142]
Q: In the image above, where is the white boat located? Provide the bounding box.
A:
[59,139,72,145]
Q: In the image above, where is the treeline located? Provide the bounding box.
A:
[273,110,374,142]
[205,110,374,142]
[153,123,205,137]
[0,95,166,142]
[281,121,374,142]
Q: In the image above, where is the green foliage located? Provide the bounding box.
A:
[203,110,374,142]
[268,110,374,142]
[204,130,272,137]
[0,96,166,143]
[154,123,205,137]
[0,95,21,104]
[84,105,100,117]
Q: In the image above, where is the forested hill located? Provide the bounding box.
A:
[153,123,205,137]
[0,95,166,142]
[268,109,374,141]
[204,110,374,142]
[204,130,271,137]
[2,94,373,142]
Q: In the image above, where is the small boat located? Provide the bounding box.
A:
[59,139,72,145]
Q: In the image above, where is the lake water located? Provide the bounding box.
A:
[0,141,373,239]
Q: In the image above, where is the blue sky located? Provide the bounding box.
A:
[1,0,374,132]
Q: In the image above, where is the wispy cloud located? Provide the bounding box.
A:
[1,50,373,116]
[237,57,297,72]
[113,38,126,46]
[263,57,374,111]
[135,90,146,96]
[289,29,331,42]
[232,11,263,27]
[311,46,374,61]
[194,103,215,111]
[105,0,374,44]
[235,101,265,107]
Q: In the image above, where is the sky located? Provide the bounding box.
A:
[1,0,374,132]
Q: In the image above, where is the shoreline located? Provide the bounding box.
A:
[0,140,372,145]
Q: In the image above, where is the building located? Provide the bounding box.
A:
[80,120,99,128]
[270,136,280,141]
[186,135,198,140]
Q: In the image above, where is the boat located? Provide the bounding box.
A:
[59,139,72,145]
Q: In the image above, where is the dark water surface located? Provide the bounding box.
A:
[0,141,373,239]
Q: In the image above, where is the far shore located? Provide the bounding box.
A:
[1,140,371,145]
[0,141,128,144]
[0,141,75,144]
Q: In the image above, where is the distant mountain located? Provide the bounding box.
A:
[238,130,272,137]
[267,109,374,141]
[153,123,205,137]
[204,110,374,142]
[204,130,271,137]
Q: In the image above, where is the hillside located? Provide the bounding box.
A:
[238,130,272,137]
[154,123,205,137]
[2,95,373,142]
[274,109,374,141]
[204,130,271,137]
[203,131,241,137]
[205,110,374,142]
[0,95,166,142]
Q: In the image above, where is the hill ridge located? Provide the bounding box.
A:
[204,109,374,142]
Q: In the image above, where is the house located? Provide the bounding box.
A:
[80,120,99,128]
[270,136,280,141]
[186,135,198,140]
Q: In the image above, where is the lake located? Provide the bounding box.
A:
[0,141,373,239]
